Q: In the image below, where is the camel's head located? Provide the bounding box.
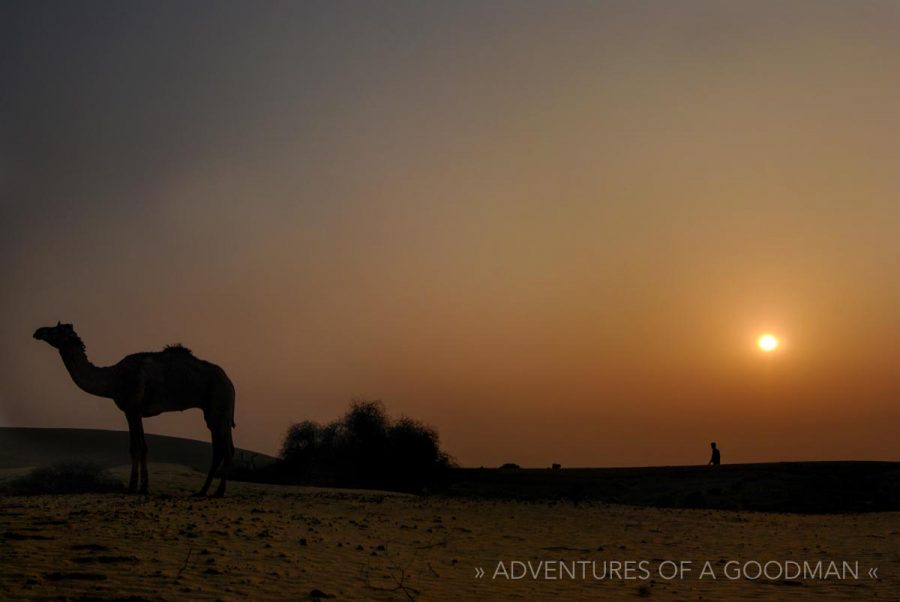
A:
[33,322,79,349]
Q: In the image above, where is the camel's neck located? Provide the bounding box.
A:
[59,344,116,399]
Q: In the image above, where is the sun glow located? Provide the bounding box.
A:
[757,334,779,352]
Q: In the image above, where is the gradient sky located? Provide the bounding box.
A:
[2,1,899,467]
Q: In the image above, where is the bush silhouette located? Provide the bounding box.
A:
[280,420,322,474]
[4,462,123,495]
[280,400,453,491]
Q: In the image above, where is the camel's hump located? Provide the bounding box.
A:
[163,344,194,355]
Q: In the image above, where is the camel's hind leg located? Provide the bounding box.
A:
[196,429,224,497]
[125,413,141,493]
[199,371,235,497]
[212,423,234,498]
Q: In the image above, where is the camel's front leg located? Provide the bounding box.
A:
[126,413,139,493]
[135,416,149,494]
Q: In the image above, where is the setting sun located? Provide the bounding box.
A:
[757,334,779,353]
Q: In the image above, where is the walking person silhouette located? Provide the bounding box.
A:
[708,441,721,466]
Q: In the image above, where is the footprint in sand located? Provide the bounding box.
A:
[69,543,111,552]
[43,571,107,581]
[72,555,139,565]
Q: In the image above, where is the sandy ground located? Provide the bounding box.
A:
[2,463,898,601]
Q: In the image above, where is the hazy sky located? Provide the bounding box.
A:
[2,1,899,466]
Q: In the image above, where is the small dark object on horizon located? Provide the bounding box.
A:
[499,463,521,470]
[552,463,562,470]
[709,442,721,466]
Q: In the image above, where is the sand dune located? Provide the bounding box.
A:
[0,427,275,474]
[2,464,898,601]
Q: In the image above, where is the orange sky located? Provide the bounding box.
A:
[2,1,899,466]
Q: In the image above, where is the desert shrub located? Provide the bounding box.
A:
[385,417,450,487]
[280,400,453,491]
[280,420,322,473]
[4,462,123,495]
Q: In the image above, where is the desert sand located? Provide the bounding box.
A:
[2,462,898,601]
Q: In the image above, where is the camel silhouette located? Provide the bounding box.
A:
[33,322,235,497]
